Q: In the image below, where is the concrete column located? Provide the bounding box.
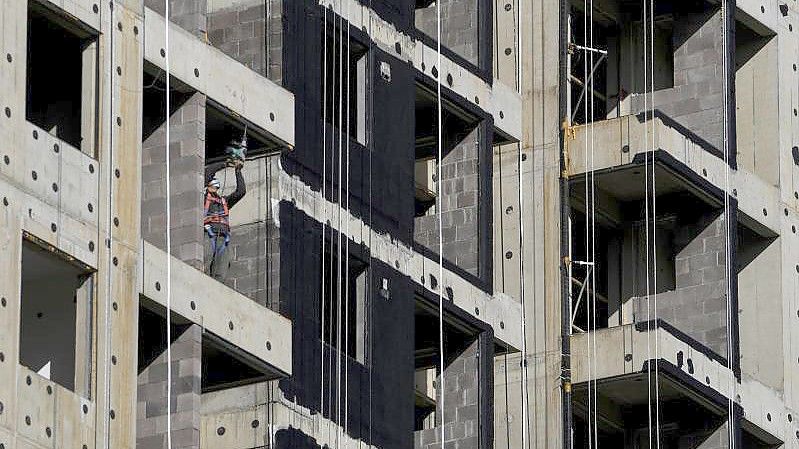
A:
[137,323,202,449]
[141,92,206,269]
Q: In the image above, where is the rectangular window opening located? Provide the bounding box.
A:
[322,26,368,144]
[26,1,98,156]
[20,235,94,398]
[319,249,367,363]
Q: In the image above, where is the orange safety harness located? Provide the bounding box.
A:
[203,191,229,226]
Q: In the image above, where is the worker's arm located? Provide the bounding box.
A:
[225,165,246,208]
[204,161,226,185]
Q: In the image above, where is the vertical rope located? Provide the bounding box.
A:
[649,0,661,444]
[435,0,446,448]
[103,2,116,447]
[336,2,344,445]
[720,1,737,447]
[641,1,655,448]
[321,4,328,419]
[344,0,351,438]
[164,0,173,448]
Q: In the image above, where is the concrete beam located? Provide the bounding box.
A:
[567,114,781,235]
[275,164,524,351]
[200,382,376,449]
[143,7,295,148]
[571,324,791,443]
[40,0,103,34]
[138,240,292,377]
[319,0,522,142]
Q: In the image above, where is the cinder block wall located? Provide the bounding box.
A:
[214,156,282,311]
[207,0,284,85]
[415,0,479,66]
[415,339,481,449]
[635,210,729,357]
[415,127,481,278]
[141,92,207,269]
[632,8,726,150]
[146,0,208,36]
[137,324,202,449]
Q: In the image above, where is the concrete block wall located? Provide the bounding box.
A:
[414,126,481,278]
[414,339,481,449]
[634,210,729,357]
[137,324,202,449]
[223,219,281,310]
[146,0,208,36]
[208,0,284,85]
[629,8,726,151]
[415,0,479,67]
[141,92,207,269]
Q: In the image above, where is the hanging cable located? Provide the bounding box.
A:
[344,0,352,439]
[720,1,737,447]
[321,3,329,421]
[648,0,662,445]
[336,1,344,446]
[435,0,446,447]
[101,2,116,448]
[164,0,174,448]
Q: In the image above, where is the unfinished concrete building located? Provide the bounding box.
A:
[0,0,798,448]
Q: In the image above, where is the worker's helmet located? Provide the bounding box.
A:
[208,178,221,189]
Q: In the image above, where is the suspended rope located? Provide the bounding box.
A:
[435,0,446,447]
[344,0,352,438]
[321,3,329,421]
[102,2,117,448]
[164,0,174,448]
[720,0,736,447]
[335,1,344,446]
[648,0,662,444]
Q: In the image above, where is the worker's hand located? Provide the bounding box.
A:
[233,159,244,170]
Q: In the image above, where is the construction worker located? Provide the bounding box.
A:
[204,139,247,281]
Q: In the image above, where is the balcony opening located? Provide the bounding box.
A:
[569,0,680,125]
[137,301,281,395]
[415,0,480,68]
[413,297,482,446]
[572,373,730,449]
[319,249,367,363]
[413,84,483,277]
[735,14,778,184]
[19,235,94,397]
[569,158,733,357]
[322,25,368,144]
[26,1,98,155]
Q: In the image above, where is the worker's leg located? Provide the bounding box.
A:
[205,233,218,276]
[210,233,231,281]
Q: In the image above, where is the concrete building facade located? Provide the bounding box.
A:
[0,0,797,448]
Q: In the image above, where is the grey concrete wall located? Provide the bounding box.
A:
[415,0,479,67]
[141,92,207,269]
[414,126,481,277]
[219,219,281,310]
[146,0,208,36]
[207,0,283,85]
[137,324,202,449]
[414,339,481,449]
[634,211,729,357]
[618,8,726,151]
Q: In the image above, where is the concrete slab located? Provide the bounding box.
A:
[139,240,292,377]
[143,7,295,148]
[567,114,781,235]
[275,163,524,351]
